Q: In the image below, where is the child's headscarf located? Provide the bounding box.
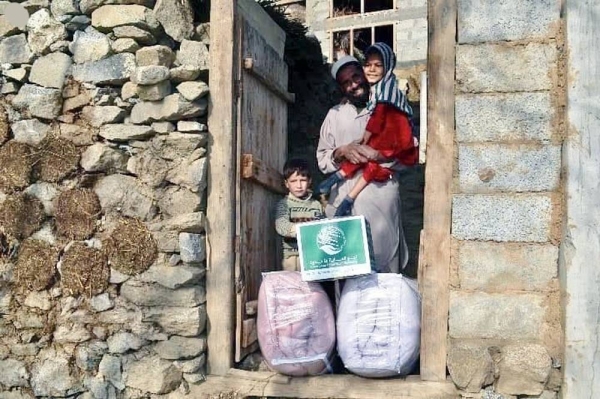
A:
[365,42,413,117]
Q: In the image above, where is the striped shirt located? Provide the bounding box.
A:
[274,193,324,258]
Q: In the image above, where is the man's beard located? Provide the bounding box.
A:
[346,82,370,106]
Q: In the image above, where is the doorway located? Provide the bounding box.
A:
[205,0,455,390]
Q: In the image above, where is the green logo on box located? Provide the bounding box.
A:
[297,216,371,281]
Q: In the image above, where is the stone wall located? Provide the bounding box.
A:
[0,1,211,397]
[448,1,564,397]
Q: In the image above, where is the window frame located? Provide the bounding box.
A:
[330,0,397,18]
[328,22,397,63]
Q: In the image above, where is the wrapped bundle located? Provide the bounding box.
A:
[257,271,336,376]
[337,273,421,377]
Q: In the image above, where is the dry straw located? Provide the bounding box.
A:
[61,242,109,297]
[0,193,45,240]
[0,141,33,192]
[14,239,58,291]
[33,135,80,182]
[0,105,8,145]
[55,188,101,240]
[105,217,158,276]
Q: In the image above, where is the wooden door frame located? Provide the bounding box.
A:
[419,0,456,381]
[206,0,456,384]
[206,0,237,376]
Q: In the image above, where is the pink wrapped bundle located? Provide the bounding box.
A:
[257,271,336,376]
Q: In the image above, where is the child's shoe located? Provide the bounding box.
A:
[334,196,354,217]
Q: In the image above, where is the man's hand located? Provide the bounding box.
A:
[334,142,383,164]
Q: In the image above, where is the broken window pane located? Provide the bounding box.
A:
[332,0,360,16]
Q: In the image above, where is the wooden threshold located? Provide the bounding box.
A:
[188,369,459,399]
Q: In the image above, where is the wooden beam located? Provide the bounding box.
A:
[243,58,296,103]
[242,153,287,195]
[419,0,456,382]
[561,0,600,397]
[206,0,237,376]
[419,71,428,164]
[188,369,459,399]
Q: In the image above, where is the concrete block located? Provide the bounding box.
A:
[458,144,561,192]
[449,291,546,339]
[458,0,560,44]
[306,0,329,26]
[456,93,554,142]
[457,241,558,291]
[452,194,552,242]
[396,19,427,63]
[397,38,427,63]
[457,43,556,93]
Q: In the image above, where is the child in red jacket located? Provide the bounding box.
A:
[319,42,418,217]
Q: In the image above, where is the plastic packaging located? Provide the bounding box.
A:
[257,271,336,376]
[336,273,421,377]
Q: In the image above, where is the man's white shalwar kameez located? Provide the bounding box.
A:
[317,103,409,273]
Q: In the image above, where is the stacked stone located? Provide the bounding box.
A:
[0,1,212,397]
[448,1,563,398]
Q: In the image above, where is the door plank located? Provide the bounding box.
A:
[244,58,296,103]
[235,9,288,362]
[238,0,285,57]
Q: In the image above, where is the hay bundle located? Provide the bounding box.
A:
[55,188,101,240]
[34,136,80,182]
[0,194,45,240]
[105,217,157,275]
[0,105,8,145]
[0,141,33,191]
[14,239,58,291]
[61,242,109,296]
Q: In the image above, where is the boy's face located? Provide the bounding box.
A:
[285,172,311,198]
[364,52,384,84]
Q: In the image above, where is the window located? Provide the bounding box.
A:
[331,24,394,62]
[332,0,394,17]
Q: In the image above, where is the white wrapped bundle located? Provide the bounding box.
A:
[337,273,421,377]
[257,271,336,376]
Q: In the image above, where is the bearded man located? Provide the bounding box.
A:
[316,55,408,273]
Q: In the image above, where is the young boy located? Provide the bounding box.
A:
[275,158,325,272]
[318,42,418,217]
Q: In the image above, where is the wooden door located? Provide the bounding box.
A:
[234,0,294,362]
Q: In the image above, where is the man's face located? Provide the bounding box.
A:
[336,64,370,103]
